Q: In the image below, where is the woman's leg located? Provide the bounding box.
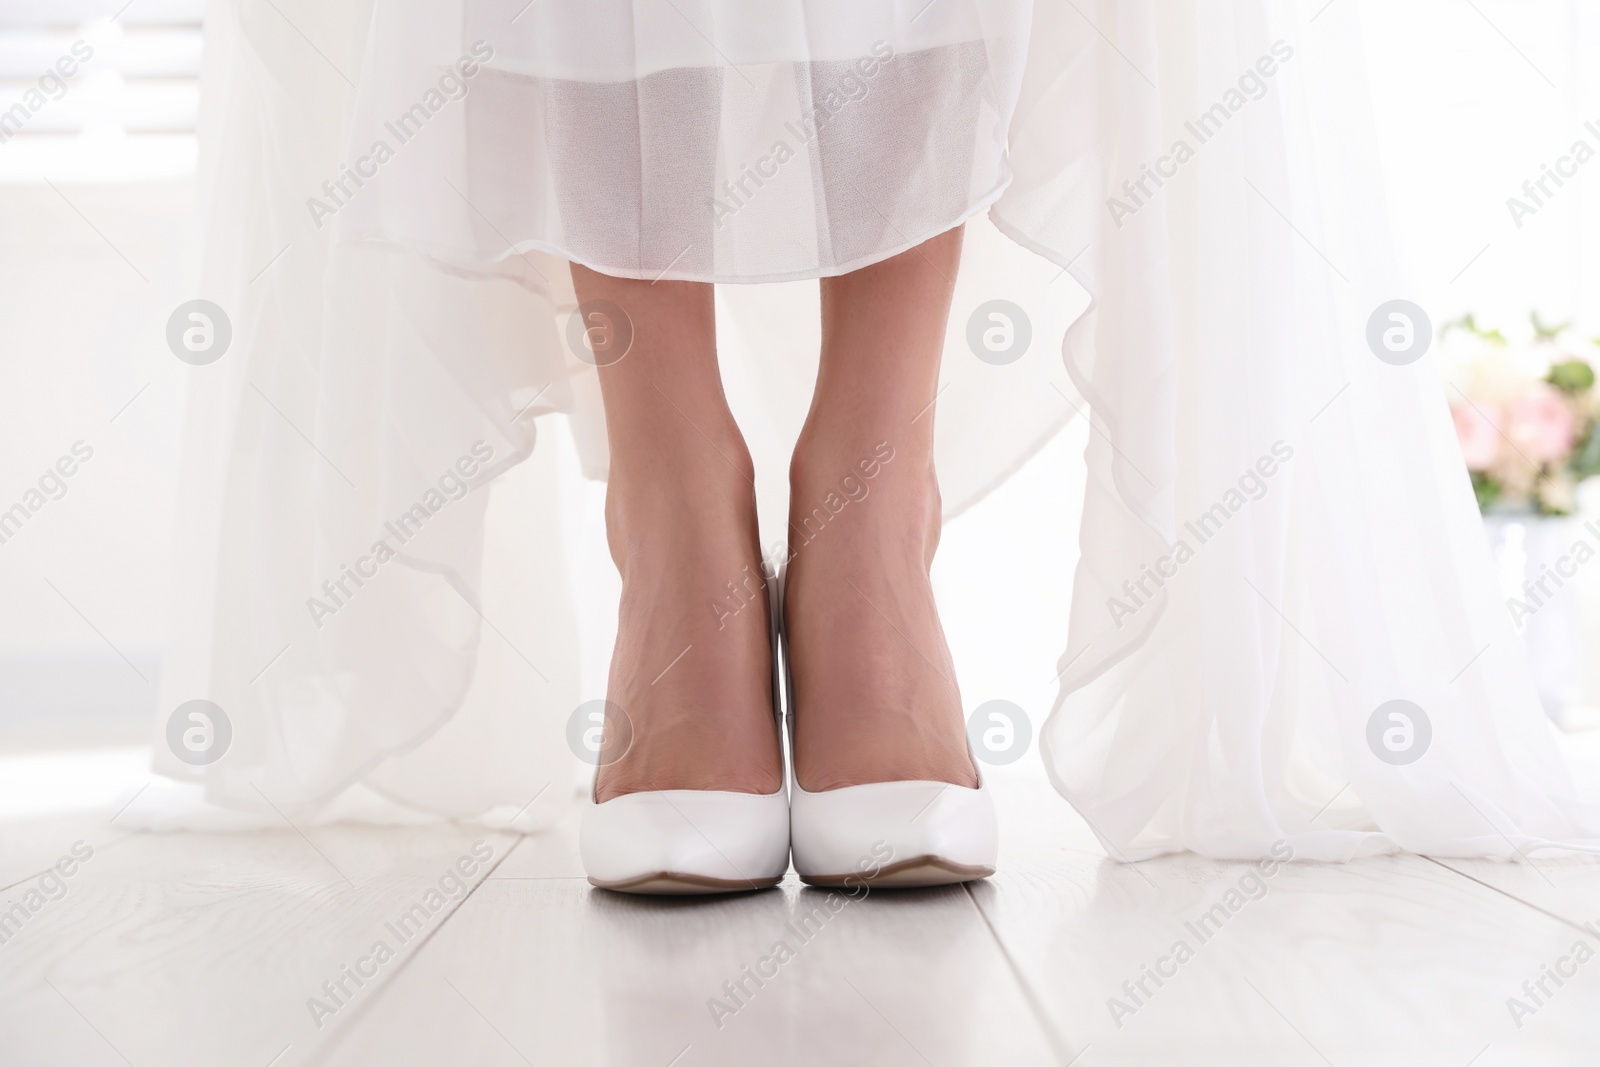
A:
[570,265,782,802]
[785,225,977,791]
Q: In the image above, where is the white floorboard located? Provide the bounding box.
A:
[315,867,1063,1067]
[974,770,1600,1065]
[0,826,517,1067]
[1433,853,1600,931]
[3,760,1599,1066]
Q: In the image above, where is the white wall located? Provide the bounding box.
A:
[1362,0,1599,328]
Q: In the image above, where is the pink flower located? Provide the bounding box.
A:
[1505,382,1576,464]
[1451,399,1502,470]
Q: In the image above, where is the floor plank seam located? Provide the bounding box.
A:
[962,881,1084,1066]
[1422,855,1595,935]
[303,831,529,1066]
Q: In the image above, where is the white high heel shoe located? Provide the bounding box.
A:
[781,570,998,888]
[580,578,790,894]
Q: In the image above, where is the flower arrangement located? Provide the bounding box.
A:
[1442,314,1600,515]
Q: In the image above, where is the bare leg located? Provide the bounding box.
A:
[571,265,782,802]
[785,226,977,791]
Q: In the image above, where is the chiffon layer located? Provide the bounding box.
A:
[153,0,1600,859]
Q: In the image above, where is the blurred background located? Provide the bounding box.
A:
[3,0,1600,814]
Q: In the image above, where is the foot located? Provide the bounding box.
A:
[784,436,978,792]
[593,456,783,803]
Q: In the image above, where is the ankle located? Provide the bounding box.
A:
[787,434,940,563]
[605,439,759,581]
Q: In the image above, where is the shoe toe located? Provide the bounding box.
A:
[790,780,998,887]
[581,789,790,893]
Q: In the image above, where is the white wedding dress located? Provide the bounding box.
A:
[152,0,1600,860]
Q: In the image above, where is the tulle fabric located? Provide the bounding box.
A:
[151,0,1600,859]
[1003,1,1600,859]
[149,0,1075,830]
[339,0,1033,282]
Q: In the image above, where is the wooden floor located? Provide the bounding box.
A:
[3,757,1599,1066]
